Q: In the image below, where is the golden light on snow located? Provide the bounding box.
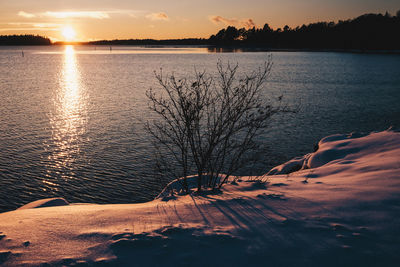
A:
[1,130,400,264]
[61,26,76,41]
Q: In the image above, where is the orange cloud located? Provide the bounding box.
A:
[146,12,169,21]
[18,11,36,18]
[242,19,256,29]
[210,15,256,29]
[44,11,110,19]
[1,22,61,32]
[17,10,143,20]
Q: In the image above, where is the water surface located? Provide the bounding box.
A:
[1,45,399,211]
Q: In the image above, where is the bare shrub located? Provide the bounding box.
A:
[146,57,289,192]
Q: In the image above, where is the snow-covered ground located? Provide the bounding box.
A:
[0,130,399,266]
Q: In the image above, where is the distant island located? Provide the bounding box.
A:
[0,34,51,45]
[1,11,399,51]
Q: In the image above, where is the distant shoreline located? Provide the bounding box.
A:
[1,44,399,54]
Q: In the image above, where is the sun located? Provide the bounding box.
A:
[61,26,76,41]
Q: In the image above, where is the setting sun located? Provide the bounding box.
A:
[61,26,76,41]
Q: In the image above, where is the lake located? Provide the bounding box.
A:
[1,45,399,212]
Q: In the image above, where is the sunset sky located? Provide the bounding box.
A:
[0,0,398,41]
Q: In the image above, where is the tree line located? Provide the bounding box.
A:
[0,35,51,45]
[209,11,400,50]
[85,38,209,46]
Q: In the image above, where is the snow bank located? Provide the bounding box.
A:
[268,130,397,174]
[17,198,69,210]
[304,131,397,169]
[0,130,399,266]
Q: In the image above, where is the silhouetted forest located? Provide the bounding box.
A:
[0,35,51,45]
[209,11,400,50]
[85,38,209,46]
[1,11,399,50]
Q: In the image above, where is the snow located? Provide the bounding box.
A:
[17,198,69,210]
[0,130,399,266]
[266,154,310,175]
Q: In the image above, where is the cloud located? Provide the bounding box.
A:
[0,26,59,32]
[209,16,256,29]
[4,22,61,31]
[44,11,110,19]
[16,9,145,20]
[146,12,169,21]
[242,19,256,29]
[210,16,236,25]
[32,23,61,28]
[18,11,36,18]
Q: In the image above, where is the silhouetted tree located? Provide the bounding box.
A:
[146,59,288,192]
[262,23,273,32]
[283,25,290,32]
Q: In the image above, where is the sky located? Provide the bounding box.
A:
[0,0,398,41]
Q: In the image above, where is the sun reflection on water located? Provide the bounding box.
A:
[45,45,87,191]
[61,46,82,121]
